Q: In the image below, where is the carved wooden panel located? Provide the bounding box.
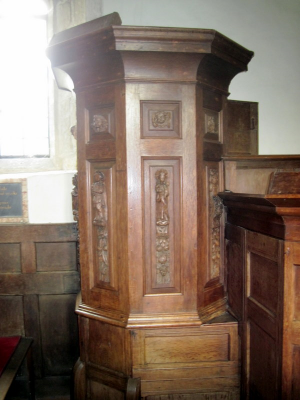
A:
[204,109,220,141]
[87,104,115,142]
[143,159,181,294]
[207,166,223,280]
[72,173,79,222]
[141,101,181,138]
[89,161,117,290]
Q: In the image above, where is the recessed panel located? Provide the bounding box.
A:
[145,334,229,365]
[143,158,181,294]
[87,104,115,142]
[207,166,223,280]
[0,243,21,272]
[36,242,77,271]
[141,101,181,138]
[39,294,79,375]
[294,264,300,320]
[0,295,24,336]
[88,320,127,374]
[89,161,117,290]
[249,252,278,315]
[204,109,220,141]
[249,321,277,399]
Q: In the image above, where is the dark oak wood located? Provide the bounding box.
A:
[47,13,255,399]
[0,223,79,398]
[221,188,300,399]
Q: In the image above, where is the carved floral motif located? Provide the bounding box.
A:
[204,110,219,137]
[91,114,109,133]
[209,169,223,278]
[71,173,80,270]
[71,173,79,223]
[207,115,217,133]
[155,169,170,284]
[151,111,172,129]
[91,171,109,283]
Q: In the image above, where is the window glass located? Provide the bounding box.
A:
[0,0,49,157]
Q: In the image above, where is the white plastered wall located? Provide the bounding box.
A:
[102,0,300,155]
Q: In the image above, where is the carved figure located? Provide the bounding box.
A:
[155,169,171,284]
[91,114,109,133]
[155,169,169,230]
[209,169,223,278]
[91,171,107,225]
[91,171,109,283]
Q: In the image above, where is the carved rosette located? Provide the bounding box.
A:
[155,169,170,284]
[91,171,109,283]
[209,169,223,278]
[151,111,172,129]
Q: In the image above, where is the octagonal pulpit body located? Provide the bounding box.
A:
[47,13,253,399]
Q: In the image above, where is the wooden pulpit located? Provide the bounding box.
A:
[47,12,257,399]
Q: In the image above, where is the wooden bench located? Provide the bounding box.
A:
[0,337,34,400]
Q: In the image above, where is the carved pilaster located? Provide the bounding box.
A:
[91,171,109,283]
[209,169,223,279]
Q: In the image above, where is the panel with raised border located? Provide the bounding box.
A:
[141,101,181,139]
[88,161,117,291]
[143,158,181,294]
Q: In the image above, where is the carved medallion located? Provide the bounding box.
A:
[209,169,223,279]
[155,169,170,284]
[151,111,172,129]
[141,101,181,138]
[91,114,109,133]
[91,171,109,283]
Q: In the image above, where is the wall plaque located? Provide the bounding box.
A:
[0,179,28,223]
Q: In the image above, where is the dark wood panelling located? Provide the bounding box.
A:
[225,224,245,321]
[0,243,21,272]
[222,189,300,399]
[249,252,279,315]
[249,321,277,399]
[88,319,130,375]
[39,294,79,376]
[36,242,76,271]
[0,223,79,398]
[0,296,24,336]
